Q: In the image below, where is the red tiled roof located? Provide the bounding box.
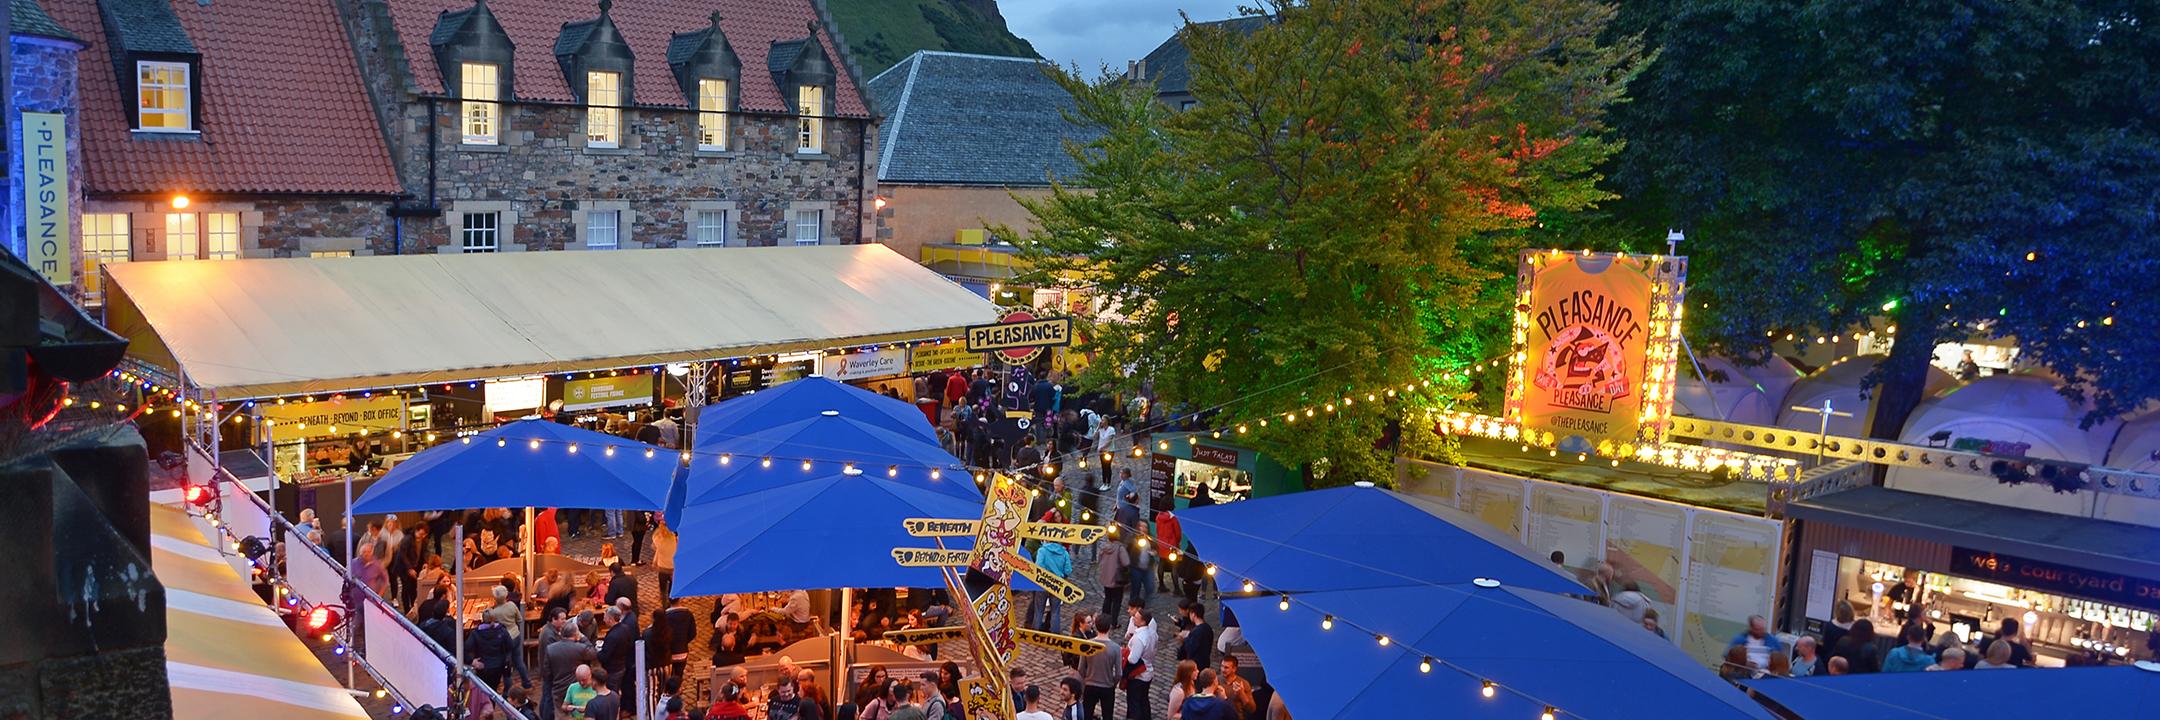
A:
[382,0,871,117]
[51,0,403,196]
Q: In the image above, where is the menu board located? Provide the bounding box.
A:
[1605,495,1687,643]
[1680,512,1782,664]
[1528,484,1604,576]
[1459,472,1527,542]
[1397,459,1460,506]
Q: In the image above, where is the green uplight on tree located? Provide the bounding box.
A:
[1880,299,1900,312]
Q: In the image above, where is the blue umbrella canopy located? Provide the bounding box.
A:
[666,409,974,526]
[353,419,675,514]
[670,469,997,597]
[693,375,936,445]
[1227,582,1773,720]
[1741,663,2160,719]
[1176,484,1588,595]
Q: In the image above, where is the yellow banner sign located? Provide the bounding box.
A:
[562,373,654,412]
[968,588,1017,666]
[260,395,407,442]
[21,112,70,285]
[959,677,1011,720]
[902,518,980,537]
[1509,251,1679,448]
[1018,522,1107,546]
[890,548,972,567]
[882,626,968,646]
[1004,550,1085,604]
[966,474,1030,582]
[910,342,986,374]
[1014,628,1105,656]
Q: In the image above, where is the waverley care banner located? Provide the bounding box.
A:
[22,112,70,285]
[1507,251,1686,449]
[822,346,907,381]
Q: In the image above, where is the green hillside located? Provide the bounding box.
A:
[827,0,1041,77]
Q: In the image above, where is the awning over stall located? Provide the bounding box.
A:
[102,245,1001,399]
[1790,485,2160,582]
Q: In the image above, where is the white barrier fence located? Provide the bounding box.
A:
[365,596,452,709]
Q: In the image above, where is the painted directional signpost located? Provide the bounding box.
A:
[889,473,1104,720]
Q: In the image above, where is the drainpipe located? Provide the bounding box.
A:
[856,119,868,244]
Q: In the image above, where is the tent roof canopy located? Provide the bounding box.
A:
[102,245,1000,399]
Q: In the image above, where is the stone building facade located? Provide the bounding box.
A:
[337,0,881,254]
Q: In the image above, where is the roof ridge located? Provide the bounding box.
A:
[875,52,926,182]
[864,49,918,87]
[916,49,1047,64]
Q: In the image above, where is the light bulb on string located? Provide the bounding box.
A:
[1419,657,1432,673]
[1278,595,1290,611]
[568,443,579,454]
[761,457,774,468]
[1376,634,1390,646]
[1321,615,1334,630]
[1242,579,1256,593]
[1542,708,1556,720]
[930,469,942,480]
[1205,564,1216,576]
[1481,681,1496,699]
[497,438,507,447]
[887,466,899,478]
[645,448,656,459]
[721,454,732,465]
[802,460,813,471]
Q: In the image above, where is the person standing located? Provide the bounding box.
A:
[1097,535,1130,617]
[353,542,390,598]
[1214,657,1255,720]
[542,620,598,720]
[627,510,651,566]
[597,606,639,708]
[1177,671,1235,720]
[1883,625,1936,672]
[1079,614,1122,720]
[1124,599,1159,720]
[1978,618,2034,667]
[1092,419,1119,494]
[1166,661,1197,720]
[1726,615,1784,672]
[466,614,517,692]
[1035,540,1073,631]
[581,669,622,720]
[1177,601,1214,669]
[483,585,531,690]
[1061,677,1087,720]
[1015,685,1057,720]
[1829,619,1882,674]
[561,664,599,720]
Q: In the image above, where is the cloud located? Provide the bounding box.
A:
[1002,0,1253,77]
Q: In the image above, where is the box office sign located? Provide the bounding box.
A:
[562,373,654,412]
[261,395,407,442]
[1505,251,1687,450]
[822,346,907,381]
[1950,547,2160,611]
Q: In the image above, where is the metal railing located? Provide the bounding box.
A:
[210,459,523,718]
[1669,415,2160,500]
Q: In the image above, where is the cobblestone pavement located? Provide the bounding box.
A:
[551,454,1236,718]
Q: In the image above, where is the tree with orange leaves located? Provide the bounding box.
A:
[1018,0,1644,486]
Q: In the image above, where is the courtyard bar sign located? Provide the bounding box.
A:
[965,311,1071,365]
[22,112,70,285]
[1504,250,1688,451]
[1949,546,2160,611]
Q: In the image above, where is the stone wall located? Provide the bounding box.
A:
[79,195,396,260]
[7,36,85,280]
[336,0,880,254]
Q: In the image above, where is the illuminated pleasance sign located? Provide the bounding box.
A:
[965,311,1072,365]
[1504,250,1687,450]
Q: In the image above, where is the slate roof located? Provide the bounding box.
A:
[554,16,600,57]
[49,0,402,195]
[866,51,1097,187]
[767,37,805,74]
[428,3,480,46]
[94,0,194,54]
[9,0,80,43]
[384,0,871,115]
[665,23,719,66]
[1134,15,1271,96]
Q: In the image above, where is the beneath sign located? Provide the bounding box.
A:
[903,518,981,537]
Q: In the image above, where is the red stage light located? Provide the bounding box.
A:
[304,605,345,633]
[183,483,216,507]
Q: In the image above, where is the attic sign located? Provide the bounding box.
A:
[965,311,1072,365]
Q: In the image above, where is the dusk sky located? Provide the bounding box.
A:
[1001,0,1254,76]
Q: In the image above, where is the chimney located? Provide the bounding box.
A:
[1136,60,1147,79]
[1127,60,1138,78]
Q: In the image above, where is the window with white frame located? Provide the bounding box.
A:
[80,214,131,303]
[136,61,192,131]
[587,209,620,249]
[792,209,823,245]
[698,78,729,151]
[461,63,499,145]
[202,212,241,260]
[310,250,354,258]
[462,211,500,252]
[694,209,729,246]
[796,85,824,153]
[586,71,621,147]
[165,213,200,260]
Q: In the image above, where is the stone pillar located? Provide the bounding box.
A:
[6,31,85,288]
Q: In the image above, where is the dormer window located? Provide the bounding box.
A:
[698,78,729,151]
[586,70,621,147]
[461,62,500,145]
[136,60,193,131]
[796,85,824,153]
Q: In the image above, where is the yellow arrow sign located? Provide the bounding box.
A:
[1018,522,1108,545]
[891,548,972,567]
[959,676,1012,720]
[1002,549,1086,604]
[1014,627,1106,656]
[882,626,969,646]
[902,518,981,537]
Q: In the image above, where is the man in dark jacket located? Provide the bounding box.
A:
[1177,601,1215,668]
[605,564,639,615]
[598,606,640,709]
[664,600,698,677]
[542,620,598,720]
[466,618,517,691]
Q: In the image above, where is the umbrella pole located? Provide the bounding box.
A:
[455,522,465,671]
[344,472,356,690]
[833,586,853,702]
[523,506,535,603]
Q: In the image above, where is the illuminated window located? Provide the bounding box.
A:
[587,210,619,249]
[695,210,729,246]
[203,213,240,260]
[80,214,132,303]
[796,85,823,153]
[310,250,354,258]
[166,213,200,260]
[793,209,823,245]
[698,78,729,151]
[136,61,192,131]
[461,63,499,145]
[586,71,621,147]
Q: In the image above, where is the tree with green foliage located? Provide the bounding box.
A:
[1609,0,2160,436]
[1019,0,1645,486]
